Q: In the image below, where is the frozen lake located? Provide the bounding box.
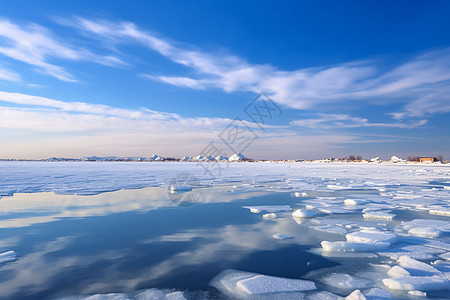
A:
[0,162,450,299]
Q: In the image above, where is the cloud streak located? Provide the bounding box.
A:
[0,18,126,82]
[290,113,427,129]
[0,90,366,159]
[65,18,450,119]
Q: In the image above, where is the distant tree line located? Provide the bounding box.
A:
[341,155,362,161]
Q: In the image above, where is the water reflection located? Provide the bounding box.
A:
[0,187,337,299]
[0,187,266,229]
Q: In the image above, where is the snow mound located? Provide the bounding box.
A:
[263,213,277,219]
[191,155,203,161]
[292,209,318,218]
[344,199,367,206]
[229,153,246,162]
[215,155,229,162]
[148,154,164,161]
[390,156,405,163]
[202,155,216,162]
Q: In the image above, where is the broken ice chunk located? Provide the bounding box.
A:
[0,251,16,264]
[295,192,308,197]
[397,256,441,276]
[292,209,318,218]
[236,274,316,294]
[307,291,342,300]
[210,269,314,299]
[363,211,395,220]
[321,241,390,252]
[346,229,397,244]
[273,233,294,240]
[408,227,442,238]
[382,275,449,291]
[344,199,367,206]
[429,209,450,217]
[263,213,277,219]
[387,266,410,277]
[408,290,426,297]
[243,205,291,213]
[364,288,392,300]
[345,290,365,300]
[401,219,450,233]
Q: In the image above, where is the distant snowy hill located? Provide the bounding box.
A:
[228,153,246,161]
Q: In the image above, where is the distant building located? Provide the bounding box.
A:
[419,157,436,163]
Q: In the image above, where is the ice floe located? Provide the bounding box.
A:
[321,273,372,290]
[243,205,291,213]
[345,290,365,300]
[400,219,450,239]
[364,288,391,299]
[210,269,315,299]
[344,199,367,206]
[382,275,449,291]
[387,265,410,277]
[263,213,277,219]
[397,256,441,276]
[237,274,316,294]
[56,289,187,300]
[346,229,397,244]
[0,250,16,264]
[363,211,395,220]
[321,241,390,252]
[429,208,450,217]
[407,290,427,297]
[273,233,294,240]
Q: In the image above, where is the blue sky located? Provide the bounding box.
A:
[0,0,449,160]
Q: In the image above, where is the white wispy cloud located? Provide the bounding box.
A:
[64,18,450,119]
[0,18,126,82]
[290,113,428,129]
[0,90,366,159]
[0,65,21,82]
